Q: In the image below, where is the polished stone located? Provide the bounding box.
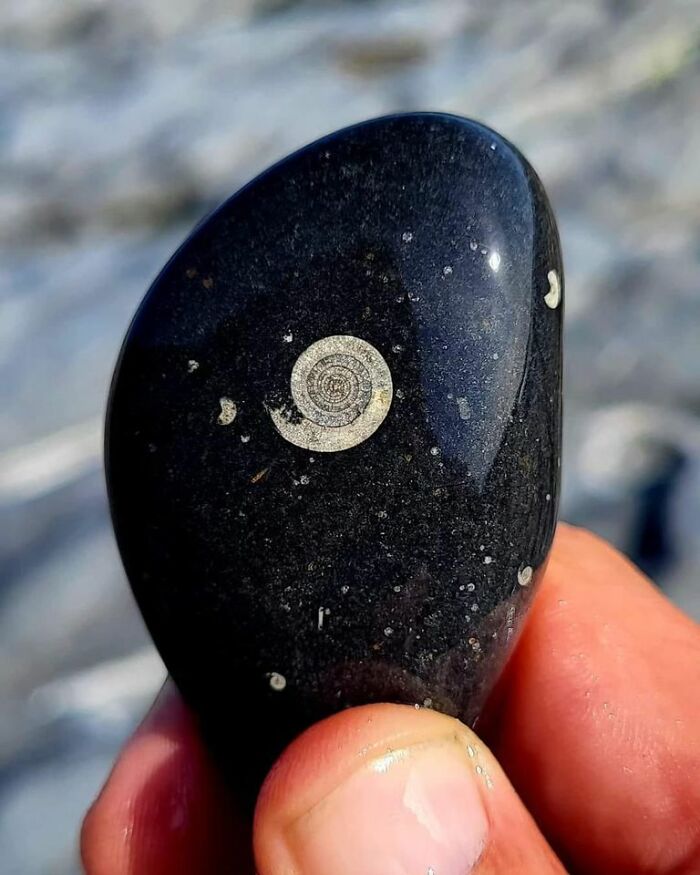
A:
[106,112,563,799]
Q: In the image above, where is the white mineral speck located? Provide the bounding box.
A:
[217,397,237,426]
[384,626,393,636]
[467,583,475,592]
[443,265,453,276]
[269,672,286,691]
[456,397,471,420]
[299,474,310,485]
[490,142,497,151]
[341,585,349,594]
[544,269,561,309]
[283,331,293,342]
[396,388,405,399]
[469,240,478,251]
[492,352,499,360]
[488,251,501,272]
[471,603,479,612]
[402,231,413,243]
[187,359,199,372]
[393,585,401,592]
[318,607,325,630]
[430,446,440,456]
[518,565,533,587]
[546,493,552,501]
[423,697,433,708]
[484,555,493,564]
[377,509,388,519]
[240,434,250,443]
[392,344,403,353]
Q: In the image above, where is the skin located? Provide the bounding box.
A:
[81,525,700,874]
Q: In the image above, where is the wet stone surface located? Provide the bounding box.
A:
[107,113,562,796]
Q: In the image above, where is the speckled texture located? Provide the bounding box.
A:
[106,112,562,798]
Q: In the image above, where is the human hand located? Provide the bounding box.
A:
[81,525,700,874]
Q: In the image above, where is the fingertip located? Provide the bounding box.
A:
[491,526,700,874]
[254,703,563,875]
[81,685,248,875]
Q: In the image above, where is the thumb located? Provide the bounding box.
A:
[254,704,565,875]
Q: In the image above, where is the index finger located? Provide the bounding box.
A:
[485,524,700,874]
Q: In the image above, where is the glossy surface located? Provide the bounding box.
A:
[106,113,563,797]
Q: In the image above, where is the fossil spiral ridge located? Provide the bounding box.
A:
[270,335,393,452]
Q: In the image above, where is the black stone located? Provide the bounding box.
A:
[106,112,563,801]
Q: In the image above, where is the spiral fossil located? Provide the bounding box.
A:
[269,335,393,452]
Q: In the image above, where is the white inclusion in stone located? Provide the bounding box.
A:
[217,397,237,426]
[469,240,478,251]
[518,565,534,587]
[187,359,199,372]
[318,607,325,630]
[384,626,394,636]
[268,672,286,691]
[423,697,433,708]
[545,270,561,309]
[283,331,293,342]
[240,434,250,443]
[299,474,310,485]
[483,556,493,564]
[488,251,501,272]
[430,446,440,456]
[546,493,552,501]
[443,265,453,276]
[402,231,414,243]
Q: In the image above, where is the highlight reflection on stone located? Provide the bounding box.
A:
[106,112,563,801]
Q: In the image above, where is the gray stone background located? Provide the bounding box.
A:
[1,0,699,871]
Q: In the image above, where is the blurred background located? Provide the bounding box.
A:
[1,0,700,871]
